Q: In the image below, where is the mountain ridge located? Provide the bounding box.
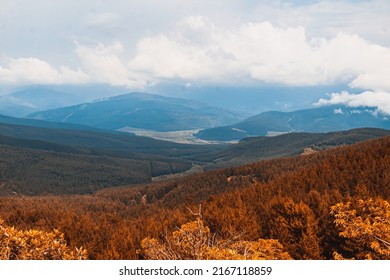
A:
[195,105,390,141]
[0,86,87,117]
[27,92,244,132]
[201,127,390,169]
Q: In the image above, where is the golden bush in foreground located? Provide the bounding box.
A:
[0,218,87,260]
[331,198,390,260]
[141,218,292,260]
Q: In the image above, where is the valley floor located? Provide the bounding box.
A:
[118,127,237,144]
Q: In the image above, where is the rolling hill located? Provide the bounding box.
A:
[0,86,86,117]
[0,141,155,195]
[201,128,390,169]
[2,118,387,195]
[195,105,390,141]
[0,119,222,159]
[0,120,223,195]
[0,114,108,133]
[27,92,244,131]
[0,130,209,195]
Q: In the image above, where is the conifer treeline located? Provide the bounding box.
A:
[0,136,389,259]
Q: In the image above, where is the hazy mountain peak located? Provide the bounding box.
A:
[0,86,86,117]
[27,92,245,132]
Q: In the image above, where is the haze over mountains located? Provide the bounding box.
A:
[0,87,87,117]
[27,92,244,132]
[196,105,390,141]
[0,86,389,144]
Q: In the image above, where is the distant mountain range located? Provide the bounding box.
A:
[195,105,390,141]
[0,86,86,117]
[0,113,107,133]
[27,92,244,132]
[2,86,390,144]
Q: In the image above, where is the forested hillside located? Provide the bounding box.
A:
[0,137,194,195]
[0,135,389,259]
[27,92,243,131]
[0,143,183,195]
[201,128,390,168]
[0,122,221,195]
[3,119,386,195]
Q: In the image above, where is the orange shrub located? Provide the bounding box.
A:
[0,218,87,260]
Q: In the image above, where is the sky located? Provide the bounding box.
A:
[0,0,390,113]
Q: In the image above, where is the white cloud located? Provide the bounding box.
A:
[128,34,237,82]
[315,91,390,115]
[0,57,89,85]
[1,1,390,91]
[74,41,146,88]
[1,16,390,92]
[249,0,390,46]
[128,18,390,89]
[334,108,344,115]
[349,64,390,92]
[0,41,147,89]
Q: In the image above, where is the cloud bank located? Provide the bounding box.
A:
[0,57,88,85]
[1,0,388,115]
[74,41,146,88]
[0,14,389,93]
[128,18,390,91]
[315,91,390,115]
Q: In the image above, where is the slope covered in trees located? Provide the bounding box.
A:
[27,92,244,131]
[0,122,221,195]
[201,128,390,168]
[1,123,387,195]
[0,138,193,195]
[0,135,389,259]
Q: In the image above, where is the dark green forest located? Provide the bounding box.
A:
[1,123,387,195]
